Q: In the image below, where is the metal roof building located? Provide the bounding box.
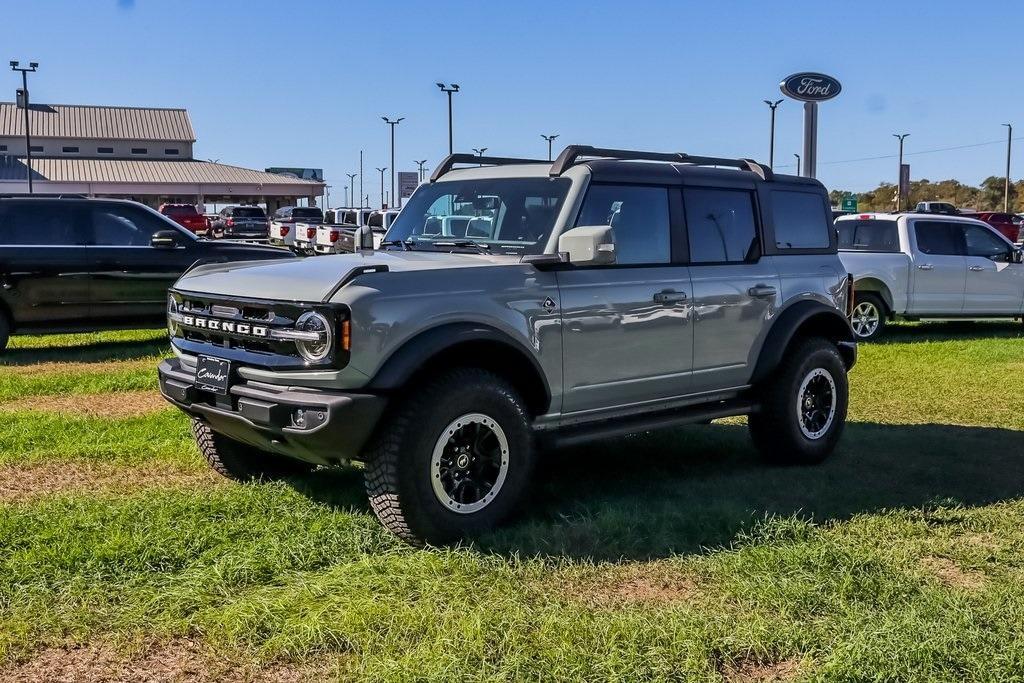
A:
[0,102,324,211]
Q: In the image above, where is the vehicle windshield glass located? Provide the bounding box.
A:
[234,207,266,218]
[164,205,198,216]
[385,177,571,254]
[837,219,899,252]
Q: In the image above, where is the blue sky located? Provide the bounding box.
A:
[5,0,1022,198]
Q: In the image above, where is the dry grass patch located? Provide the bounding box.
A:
[3,359,156,377]
[0,639,325,683]
[0,461,219,502]
[0,390,169,419]
[555,561,699,608]
[920,555,987,591]
[720,656,803,682]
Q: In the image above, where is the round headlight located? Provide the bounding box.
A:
[294,311,333,363]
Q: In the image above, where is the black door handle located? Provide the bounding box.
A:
[653,289,688,304]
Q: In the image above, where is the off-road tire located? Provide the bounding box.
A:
[0,311,9,353]
[192,418,313,481]
[850,292,886,341]
[749,337,848,465]
[363,368,534,545]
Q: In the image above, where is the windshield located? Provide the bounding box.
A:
[384,177,571,254]
[233,207,266,218]
[163,205,198,216]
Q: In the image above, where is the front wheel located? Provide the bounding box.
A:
[749,337,849,465]
[192,418,314,481]
[850,293,886,341]
[363,368,535,545]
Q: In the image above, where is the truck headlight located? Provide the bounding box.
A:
[294,311,333,362]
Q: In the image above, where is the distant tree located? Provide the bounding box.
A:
[978,176,1011,211]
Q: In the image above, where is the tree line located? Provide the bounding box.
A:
[829,176,1023,213]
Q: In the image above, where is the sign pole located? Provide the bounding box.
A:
[802,101,818,178]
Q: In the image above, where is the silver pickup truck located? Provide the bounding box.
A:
[159,145,857,545]
[838,212,1024,340]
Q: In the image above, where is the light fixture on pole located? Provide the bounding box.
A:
[436,82,460,155]
[763,99,782,170]
[10,60,39,194]
[1003,123,1013,213]
[472,148,487,167]
[893,133,910,211]
[346,173,357,207]
[794,153,800,177]
[541,134,560,161]
[376,167,387,208]
[415,159,428,183]
[382,116,404,208]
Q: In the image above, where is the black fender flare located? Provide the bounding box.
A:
[365,322,551,408]
[750,300,856,385]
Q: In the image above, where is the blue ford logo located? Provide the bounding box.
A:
[779,72,841,102]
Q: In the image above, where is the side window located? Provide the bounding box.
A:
[575,184,671,265]
[771,190,830,249]
[913,221,961,255]
[837,219,899,252]
[91,205,171,246]
[683,188,758,263]
[962,224,1010,259]
[0,202,83,246]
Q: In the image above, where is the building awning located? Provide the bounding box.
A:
[0,102,195,142]
[0,157,325,197]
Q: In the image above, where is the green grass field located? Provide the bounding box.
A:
[1,323,1024,681]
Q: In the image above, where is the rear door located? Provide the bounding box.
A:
[960,222,1024,315]
[557,183,693,414]
[684,183,780,394]
[87,202,196,324]
[908,219,966,315]
[0,200,90,327]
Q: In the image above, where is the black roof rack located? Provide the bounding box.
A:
[430,153,546,182]
[548,145,773,181]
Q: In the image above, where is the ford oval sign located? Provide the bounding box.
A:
[779,72,841,102]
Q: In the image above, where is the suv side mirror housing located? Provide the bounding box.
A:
[353,225,374,252]
[151,230,180,248]
[557,225,616,266]
[1013,248,1024,264]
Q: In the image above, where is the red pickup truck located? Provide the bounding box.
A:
[964,212,1021,243]
[159,203,210,235]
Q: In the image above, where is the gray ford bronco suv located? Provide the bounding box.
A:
[159,145,856,545]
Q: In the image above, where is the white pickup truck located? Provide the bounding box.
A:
[838,212,1024,339]
[314,208,397,255]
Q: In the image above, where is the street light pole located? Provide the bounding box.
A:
[382,116,404,208]
[794,153,801,177]
[541,134,560,161]
[376,167,387,208]
[415,159,428,183]
[436,83,460,155]
[893,133,910,211]
[359,150,364,208]
[763,99,782,170]
[10,60,39,194]
[346,173,357,207]
[1003,123,1013,213]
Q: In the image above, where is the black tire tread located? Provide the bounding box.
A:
[192,418,312,481]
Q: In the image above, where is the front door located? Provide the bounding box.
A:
[0,200,91,327]
[87,202,195,324]
[908,220,966,315]
[682,185,780,393]
[557,183,693,415]
[960,223,1024,315]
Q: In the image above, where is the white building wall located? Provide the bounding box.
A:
[0,136,193,160]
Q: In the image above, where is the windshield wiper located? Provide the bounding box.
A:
[379,239,414,251]
[431,239,491,253]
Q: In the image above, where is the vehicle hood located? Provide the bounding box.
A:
[173,250,520,302]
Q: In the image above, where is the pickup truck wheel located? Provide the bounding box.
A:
[192,418,313,481]
[363,368,534,545]
[850,293,885,341]
[749,337,848,465]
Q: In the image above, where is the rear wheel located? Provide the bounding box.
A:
[363,368,535,545]
[749,337,849,465]
[850,293,886,341]
[192,418,313,481]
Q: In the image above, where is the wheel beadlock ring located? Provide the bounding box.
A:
[430,413,510,514]
[796,368,837,440]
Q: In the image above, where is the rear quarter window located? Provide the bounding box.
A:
[837,219,899,252]
[772,190,831,249]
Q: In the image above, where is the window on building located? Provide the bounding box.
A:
[0,145,7,152]
[130,147,148,155]
[771,190,830,249]
[97,147,114,154]
[29,145,43,153]
[62,146,80,154]
[164,148,179,156]
[684,188,759,263]
[576,184,671,265]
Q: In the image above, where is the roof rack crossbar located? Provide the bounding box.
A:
[549,145,773,181]
[430,153,546,182]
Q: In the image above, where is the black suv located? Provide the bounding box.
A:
[210,206,270,239]
[0,197,294,351]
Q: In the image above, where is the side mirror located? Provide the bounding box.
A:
[557,225,616,266]
[1014,248,1024,264]
[353,225,374,252]
[151,230,180,248]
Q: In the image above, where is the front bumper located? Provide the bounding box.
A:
[158,357,386,464]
